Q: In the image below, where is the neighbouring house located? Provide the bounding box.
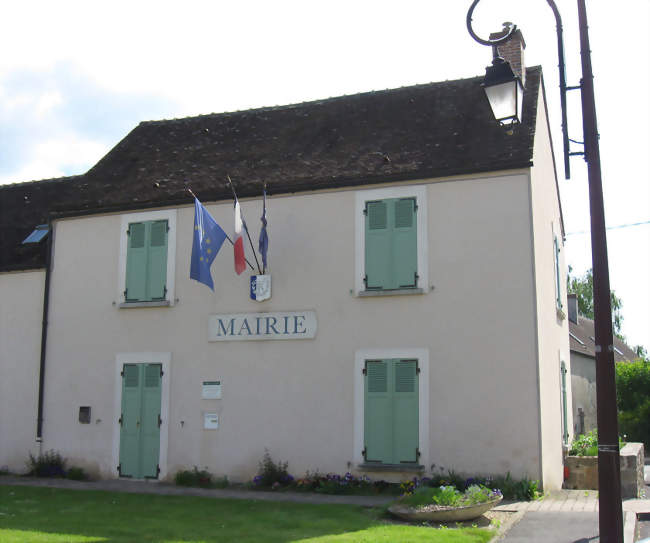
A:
[567,293,638,436]
[0,32,572,490]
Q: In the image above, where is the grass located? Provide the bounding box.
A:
[0,485,494,542]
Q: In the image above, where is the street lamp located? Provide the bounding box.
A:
[467,1,623,542]
[482,55,524,126]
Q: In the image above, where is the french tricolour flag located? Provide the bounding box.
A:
[234,200,246,275]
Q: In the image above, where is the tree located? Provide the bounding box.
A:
[616,360,650,449]
[567,268,625,340]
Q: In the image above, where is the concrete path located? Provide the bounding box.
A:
[493,488,650,542]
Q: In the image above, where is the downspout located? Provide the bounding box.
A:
[36,220,53,443]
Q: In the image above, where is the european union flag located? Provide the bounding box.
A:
[190,198,228,290]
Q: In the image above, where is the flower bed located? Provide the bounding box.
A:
[388,485,503,522]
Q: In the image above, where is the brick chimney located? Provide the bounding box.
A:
[489,24,526,88]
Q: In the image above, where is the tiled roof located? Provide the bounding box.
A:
[0,67,543,271]
[569,317,639,362]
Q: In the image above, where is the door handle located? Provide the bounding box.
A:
[136,420,140,428]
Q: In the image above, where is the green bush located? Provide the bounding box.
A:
[397,484,501,508]
[174,467,224,488]
[66,467,88,481]
[410,470,540,501]
[569,429,626,457]
[26,450,66,478]
[616,359,650,449]
[488,474,540,501]
[253,450,293,488]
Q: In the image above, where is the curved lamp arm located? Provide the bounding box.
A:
[466,0,517,49]
[466,0,572,179]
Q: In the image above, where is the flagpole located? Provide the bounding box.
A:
[261,182,268,275]
[185,184,256,271]
[226,176,262,275]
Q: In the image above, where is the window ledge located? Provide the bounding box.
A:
[358,463,424,473]
[358,288,424,298]
[119,300,171,309]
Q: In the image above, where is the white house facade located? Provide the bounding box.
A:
[0,51,571,489]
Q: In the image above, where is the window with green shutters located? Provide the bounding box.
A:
[364,358,419,464]
[364,198,417,290]
[125,220,168,302]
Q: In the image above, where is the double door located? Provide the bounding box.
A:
[119,363,162,478]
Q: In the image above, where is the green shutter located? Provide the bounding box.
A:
[125,223,148,301]
[365,201,391,290]
[364,360,392,463]
[554,236,562,308]
[364,359,419,464]
[147,221,168,301]
[393,360,419,463]
[141,364,162,478]
[125,220,168,302]
[392,199,418,288]
[364,198,417,290]
[561,361,568,445]
[119,365,142,477]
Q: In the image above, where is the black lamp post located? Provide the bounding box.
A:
[467,1,623,542]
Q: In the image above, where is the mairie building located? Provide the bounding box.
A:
[0,40,571,490]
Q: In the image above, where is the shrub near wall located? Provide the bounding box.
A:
[616,359,650,450]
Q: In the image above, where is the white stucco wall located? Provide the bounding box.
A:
[35,170,548,484]
[528,79,572,491]
[0,270,44,472]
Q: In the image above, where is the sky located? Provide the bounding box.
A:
[1,0,648,352]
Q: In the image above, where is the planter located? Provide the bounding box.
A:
[388,496,502,523]
[563,443,645,498]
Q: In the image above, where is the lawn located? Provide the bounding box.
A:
[0,485,494,542]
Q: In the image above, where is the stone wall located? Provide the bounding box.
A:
[620,443,645,499]
[563,442,645,499]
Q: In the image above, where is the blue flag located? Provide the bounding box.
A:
[258,187,269,272]
[190,198,227,290]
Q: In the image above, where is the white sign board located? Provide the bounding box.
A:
[208,311,317,342]
[202,381,222,399]
[203,412,219,430]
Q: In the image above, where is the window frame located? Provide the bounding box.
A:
[355,185,428,296]
[354,348,429,470]
[118,209,177,307]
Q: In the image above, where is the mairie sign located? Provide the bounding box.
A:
[208,311,317,342]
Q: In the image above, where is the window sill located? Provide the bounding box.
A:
[358,288,424,298]
[358,463,424,473]
[119,300,171,309]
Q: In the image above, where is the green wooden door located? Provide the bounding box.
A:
[119,363,162,478]
[364,359,419,464]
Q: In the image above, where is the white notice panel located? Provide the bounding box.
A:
[203,413,219,430]
[202,381,222,399]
